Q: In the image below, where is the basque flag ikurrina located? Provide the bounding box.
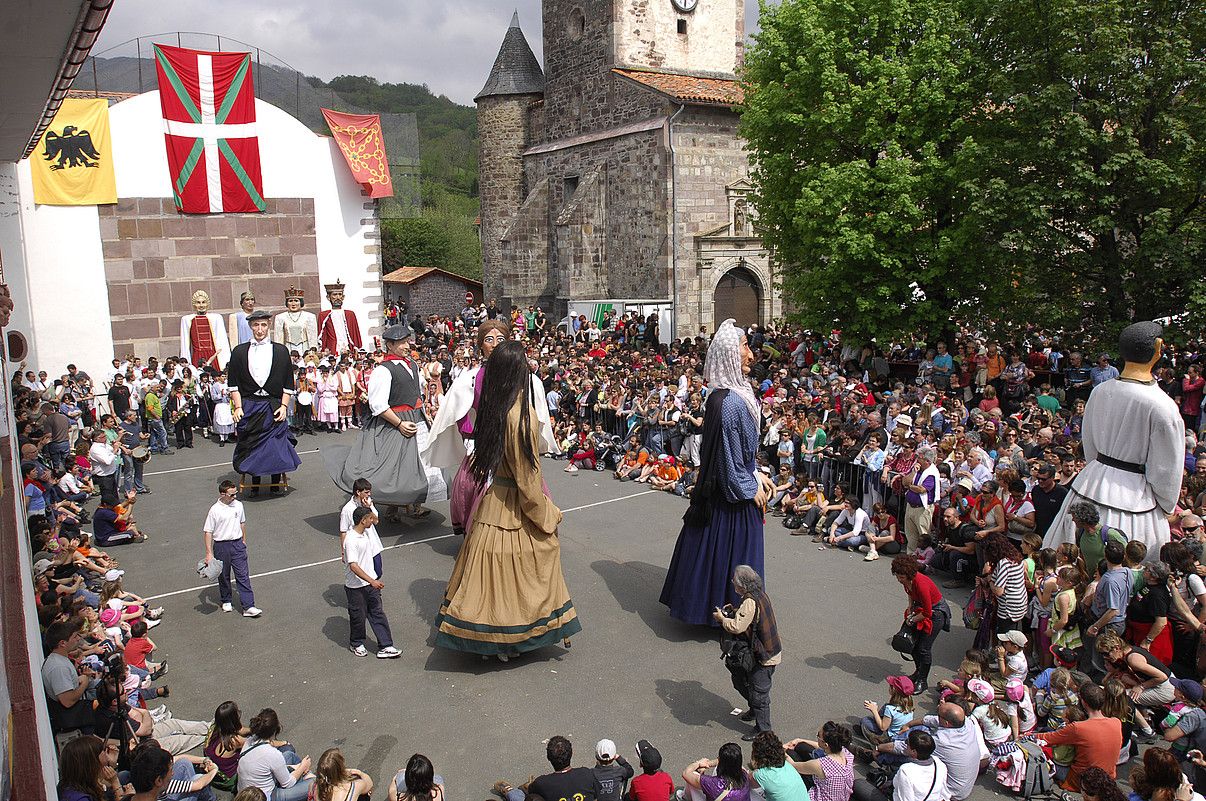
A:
[154,43,265,214]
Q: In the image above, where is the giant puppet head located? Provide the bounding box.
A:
[324,280,345,309]
[240,291,256,314]
[285,285,304,311]
[191,290,211,315]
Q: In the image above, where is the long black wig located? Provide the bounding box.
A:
[470,340,538,484]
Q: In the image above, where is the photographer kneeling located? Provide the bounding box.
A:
[715,565,781,742]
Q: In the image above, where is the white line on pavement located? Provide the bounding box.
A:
[143,488,660,601]
[144,449,322,476]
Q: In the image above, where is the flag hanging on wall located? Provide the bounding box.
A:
[320,109,394,199]
[30,98,118,206]
[153,44,265,214]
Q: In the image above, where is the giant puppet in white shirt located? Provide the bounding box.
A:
[180,290,231,370]
[1043,321,1185,552]
[421,320,558,534]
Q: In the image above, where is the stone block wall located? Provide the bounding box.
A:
[499,182,554,309]
[614,0,743,77]
[100,197,320,360]
[478,94,541,302]
[405,273,483,320]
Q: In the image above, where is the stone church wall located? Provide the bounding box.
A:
[614,0,743,76]
[479,94,541,302]
[99,198,320,359]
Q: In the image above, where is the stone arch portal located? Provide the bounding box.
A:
[713,265,763,329]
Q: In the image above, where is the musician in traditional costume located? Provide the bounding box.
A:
[422,320,557,535]
[210,372,235,446]
[228,291,257,346]
[318,281,363,357]
[336,361,358,431]
[164,380,194,449]
[273,286,319,356]
[1043,321,1185,552]
[227,309,302,495]
[180,290,231,370]
[324,324,447,518]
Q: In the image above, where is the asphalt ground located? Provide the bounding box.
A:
[114,431,1007,799]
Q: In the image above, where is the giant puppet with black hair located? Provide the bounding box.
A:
[1044,321,1185,551]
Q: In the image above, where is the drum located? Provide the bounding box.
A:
[296,391,314,406]
[131,446,150,462]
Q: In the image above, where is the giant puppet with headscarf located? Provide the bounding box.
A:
[660,319,774,626]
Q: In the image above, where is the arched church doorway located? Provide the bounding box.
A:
[714,265,762,329]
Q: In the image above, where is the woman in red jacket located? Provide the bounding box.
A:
[891,554,950,695]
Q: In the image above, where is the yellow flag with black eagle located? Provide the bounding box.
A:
[30,98,117,205]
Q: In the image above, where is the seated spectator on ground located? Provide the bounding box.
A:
[747,731,808,801]
[237,708,314,800]
[782,721,855,801]
[42,620,95,735]
[1097,630,1174,725]
[681,742,751,801]
[860,729,950,801]
[128,740,219,801]
[495,735,602,801]
[92,493,145,546]
[627,740,672,801]
[393,753,445,801]
[876,701,988,801]
[313,748,373,801]
[593,739,635,801]
[57,734,131,801]
[1036,682,1124,791]
[1078,767,1128,801]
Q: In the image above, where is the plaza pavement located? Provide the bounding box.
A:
[116,432,1004,798]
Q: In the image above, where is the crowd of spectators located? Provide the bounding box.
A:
[15,300,1206,801]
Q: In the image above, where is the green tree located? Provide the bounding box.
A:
[381,218,451,273]
[969,0,1205,335]
[741,0,987,342]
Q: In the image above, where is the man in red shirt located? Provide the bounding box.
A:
[1036,682,1122,790]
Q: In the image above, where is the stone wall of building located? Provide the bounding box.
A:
[499,181,554,309]
[521,127,669,308]
[100,197,320,359]
[613,0,743,77]
[478,94,541,302]
[541,0,669,141]
[553,167,608,299]
[406,272,482,320]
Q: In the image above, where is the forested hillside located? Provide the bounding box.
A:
[309,75,482,280]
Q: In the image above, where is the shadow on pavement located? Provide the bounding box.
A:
[804,652,904,685]
[191,585,223,614]
[654,679,747,733]
[590,559,713,644]
[304,511,342,536]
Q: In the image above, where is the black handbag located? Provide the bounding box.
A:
[891,622,919,655]
[723,636,757,674]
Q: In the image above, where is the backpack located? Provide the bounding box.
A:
[1016,740,1055,800]
[783,514,803,529]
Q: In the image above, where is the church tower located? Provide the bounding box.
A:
[476,12,545,304]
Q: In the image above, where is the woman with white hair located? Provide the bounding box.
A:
[660,320,774,626]
[715,565,782,740]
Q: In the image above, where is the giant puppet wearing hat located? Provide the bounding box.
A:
[227,309,302,493]
[1043,321,1185,552]
[317,279,363,356]
[273,285,319,355]
[324,324,447,513]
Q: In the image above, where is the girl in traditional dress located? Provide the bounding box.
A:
[315,365,339,431]
[210,372,235,446]
[336,362,356,431]
[434,340,580,660]
[660,319,773,625]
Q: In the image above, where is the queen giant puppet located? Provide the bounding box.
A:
[1044,321,1185,552]
[421,320,558,535]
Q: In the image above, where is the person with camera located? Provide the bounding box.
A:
[890,554,950,695]
[715,565,781,741]
[42,620,98,736]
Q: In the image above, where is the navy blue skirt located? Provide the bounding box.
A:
[659,498,765,626]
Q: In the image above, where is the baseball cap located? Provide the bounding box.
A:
[99,608,121,626]
[886,675,915,696]
[103,569,125,582]
[596,739,617,761]
[33,558,53,575]
[635,739,662,771]
[1172,677,1205,704]
[966,678,995,704]
[997,630,1027,647]
[1005,678,1026,703]
[1050,644,1078,667]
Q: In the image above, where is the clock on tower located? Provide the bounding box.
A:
[672,0,698,12]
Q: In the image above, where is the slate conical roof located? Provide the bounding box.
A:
[475,11,545,102]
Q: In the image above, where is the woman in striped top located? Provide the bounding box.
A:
[980,533,1029,632]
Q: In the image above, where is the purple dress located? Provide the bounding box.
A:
[449,369,486,532]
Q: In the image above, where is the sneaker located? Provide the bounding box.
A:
[349,644,368,657]
[864,552,880,561]
[221,603,233,613]
[148,705,171,721]
[242,607,263,618]
[376,646,402,659]
[149,607,164,618]
[858,544,870,553]
[145,618,161,629]
[492,781,515,799]
[150,661,168,680]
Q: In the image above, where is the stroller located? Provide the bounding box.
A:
[593,435,624,471]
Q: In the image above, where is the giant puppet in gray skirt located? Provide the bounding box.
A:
[323,325,447,509]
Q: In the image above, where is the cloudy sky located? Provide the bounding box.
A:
[93,1,763,106]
